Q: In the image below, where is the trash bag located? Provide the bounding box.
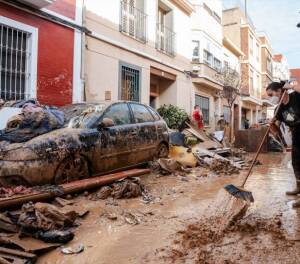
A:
[35,230,74,244]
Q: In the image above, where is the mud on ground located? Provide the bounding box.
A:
[39,153,300,264]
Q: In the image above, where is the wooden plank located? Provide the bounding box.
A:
[0,256,11,264]
[0,247,36,259]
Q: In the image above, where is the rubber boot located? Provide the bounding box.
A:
[292,198,300,208]
[286,181,300,195]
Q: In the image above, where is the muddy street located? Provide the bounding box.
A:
[37,152,300,264]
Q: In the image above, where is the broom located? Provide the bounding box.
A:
[224,89,288,203]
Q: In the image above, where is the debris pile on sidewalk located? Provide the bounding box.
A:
[166,120,250,177]
[0,99,65,143]
[0,199,88,262]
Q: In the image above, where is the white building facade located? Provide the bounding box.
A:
[273,54,290,82]
[190,0,223,130]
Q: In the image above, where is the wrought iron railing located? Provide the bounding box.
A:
[120,1,147,43]
[156,23,176,56]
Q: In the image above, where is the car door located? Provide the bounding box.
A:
[92,103,138,173]
[129,103,157,163]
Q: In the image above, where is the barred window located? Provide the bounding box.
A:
[120,64,140,102]
[0,24,30,101]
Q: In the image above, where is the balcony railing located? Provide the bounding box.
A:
[156,23,175,56]
[120,1,147,43]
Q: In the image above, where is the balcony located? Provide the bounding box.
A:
[156,23,175,57]
[120,1,147,43]
[191,63,223,90]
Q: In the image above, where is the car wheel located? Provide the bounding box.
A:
[156,143,169,158]
[54,155,90,184]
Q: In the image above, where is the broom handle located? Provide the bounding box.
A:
[241,89,288,187]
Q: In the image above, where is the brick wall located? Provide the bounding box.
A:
[0,1,76,106]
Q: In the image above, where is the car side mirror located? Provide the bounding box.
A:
[97,118,115,131]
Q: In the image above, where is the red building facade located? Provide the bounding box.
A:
[0,0,82,106]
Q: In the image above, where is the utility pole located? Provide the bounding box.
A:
[245,0,248,18]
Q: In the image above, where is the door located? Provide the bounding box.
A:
[129,103,158,162]
[93,103,138,173]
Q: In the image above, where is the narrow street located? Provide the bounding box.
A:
[38,153,300,264]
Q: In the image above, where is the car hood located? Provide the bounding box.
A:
[0,128,100,160]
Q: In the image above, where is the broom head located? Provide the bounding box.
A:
[224,184,254,203]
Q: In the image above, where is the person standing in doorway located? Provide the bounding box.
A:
[266,81,300,207]
[192,105,204,130]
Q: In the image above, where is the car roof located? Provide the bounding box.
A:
[60,101,155,124]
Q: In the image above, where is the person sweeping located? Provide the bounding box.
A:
[266,80,300,208]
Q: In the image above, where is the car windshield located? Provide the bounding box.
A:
[67,104,106,129]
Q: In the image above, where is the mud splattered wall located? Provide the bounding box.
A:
[0,1,75,106]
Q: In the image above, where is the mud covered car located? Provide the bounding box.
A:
[0,102,169,186]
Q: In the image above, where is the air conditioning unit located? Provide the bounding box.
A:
[20,0,55,9]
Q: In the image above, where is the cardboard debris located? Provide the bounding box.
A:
[0,234,61,254]
[0,246,37,263]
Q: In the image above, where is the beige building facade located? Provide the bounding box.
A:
[223,7,264,128]
[83,0,194,113]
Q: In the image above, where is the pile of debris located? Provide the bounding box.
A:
[165,121,246,177]
[207,159,240,175]
[89,177,144,201]
[0,200,88,262]
[0,99,65,143]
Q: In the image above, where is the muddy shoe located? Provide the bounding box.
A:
[286,181,300,195]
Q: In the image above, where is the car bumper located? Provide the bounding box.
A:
[0,159,56,186]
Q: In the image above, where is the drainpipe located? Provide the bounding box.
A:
[81,0,87,101]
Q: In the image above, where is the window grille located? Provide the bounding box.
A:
[120,65,140,102]
[0,24,30,101]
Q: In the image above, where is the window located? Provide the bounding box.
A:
[156,4,175,56]
[102,103,132,125]
[223,106,231,123]
[130,103,154,123]
[192,40,200,62]
[267,56,272,74]
[120,63,140,102]
[256,43,259,61]
[195,95,209,125]
[213,58,221,71]
[249,35,253,54]
[203,50,213,67]
[0,18,37,101]
[256,74,260,97]
[120,0,147,43]
[249,69,254,94]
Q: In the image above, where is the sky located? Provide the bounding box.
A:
[223,0,300,69]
